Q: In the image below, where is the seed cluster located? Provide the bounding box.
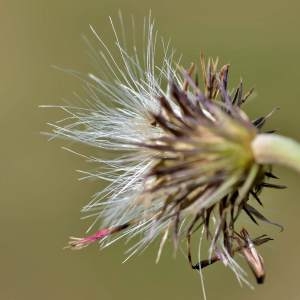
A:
[68,56,285,284]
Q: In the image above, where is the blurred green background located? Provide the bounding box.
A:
[2,0,300,299]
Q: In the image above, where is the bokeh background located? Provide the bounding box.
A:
[2,1,300,299]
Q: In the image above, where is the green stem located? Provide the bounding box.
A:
[251,133,300,173]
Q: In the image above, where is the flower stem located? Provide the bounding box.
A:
[252,133,300,173]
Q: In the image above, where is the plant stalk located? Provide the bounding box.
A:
[252,133,300,173]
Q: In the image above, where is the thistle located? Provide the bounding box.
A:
[46,15,300,287]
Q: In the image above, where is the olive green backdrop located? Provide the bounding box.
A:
[1,1,300,299]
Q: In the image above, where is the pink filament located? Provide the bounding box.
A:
[69,228,112,249]
[80,228,111,244]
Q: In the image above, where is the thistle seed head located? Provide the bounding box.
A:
[48,15,289,286]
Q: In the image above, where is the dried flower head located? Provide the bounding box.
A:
[46,15,300,287]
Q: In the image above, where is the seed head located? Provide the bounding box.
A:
[47,15,300,287]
